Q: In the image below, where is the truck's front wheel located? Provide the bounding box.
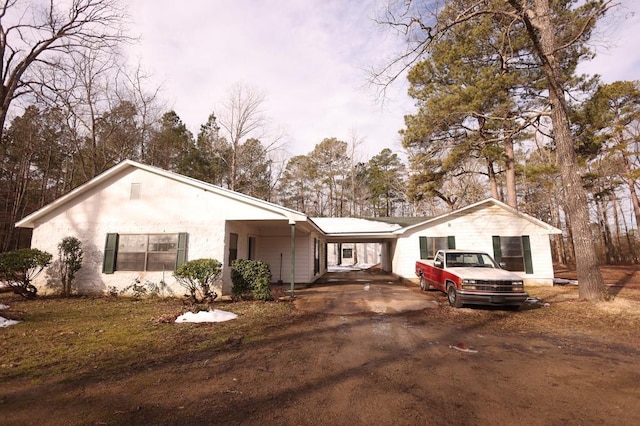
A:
[447,283,463,308]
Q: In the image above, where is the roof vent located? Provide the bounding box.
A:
[130,183,141,200]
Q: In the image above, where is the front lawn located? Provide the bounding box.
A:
[0,295,296,383]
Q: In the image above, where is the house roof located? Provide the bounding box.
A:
[15,160,312,229]
[16,161,561,239]
[395,198,563,235]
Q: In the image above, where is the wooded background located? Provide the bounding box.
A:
[1,0,637,273]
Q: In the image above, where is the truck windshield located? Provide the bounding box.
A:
[446,253,497,268]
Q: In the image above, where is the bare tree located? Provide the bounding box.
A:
[217,83,266,191]
[123,63,165,162]
[0,0,130,144]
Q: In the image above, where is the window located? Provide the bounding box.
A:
[228,233,238,266]
[102,233,187,273]
[492,235,533,273]
[419,236,455,259]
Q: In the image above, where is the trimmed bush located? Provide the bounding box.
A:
[173,258,222,304]
[0,248,52,299]
[57,236,83,297]
[231,259,273,301]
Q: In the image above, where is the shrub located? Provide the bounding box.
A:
[120,278,149,299]
[231,259,273,301]
[0,248,52,299]
[173,259,222,304]
[119,278,168,299]
[57,236,83,297]
[230,259,252,299]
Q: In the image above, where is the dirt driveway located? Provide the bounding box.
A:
[3,268,640,425]
[280,271,640,426]
[293,270,437,314]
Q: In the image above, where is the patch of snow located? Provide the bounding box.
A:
[1,316,19,328]
[175,309,238,323]
[554,278,578,286]
[0,304,9,310]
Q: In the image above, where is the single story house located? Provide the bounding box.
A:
[16,161,561,296]
[16,160,327,296]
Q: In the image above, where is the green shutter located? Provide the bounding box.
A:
[103,233,118,274]
[447,236,456,249]
[522,235,533,274]
[176,232,188,268]
[419,236,428,259]
[492,236,502,264]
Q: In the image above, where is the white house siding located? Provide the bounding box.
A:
[392,204,556,286]
[27,168,304,296]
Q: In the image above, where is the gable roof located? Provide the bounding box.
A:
[396,198,562,235]
[16,159,311,228]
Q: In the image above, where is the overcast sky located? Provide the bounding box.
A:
[126,0,640,160]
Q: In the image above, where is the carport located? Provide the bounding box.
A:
[311,218,403,273]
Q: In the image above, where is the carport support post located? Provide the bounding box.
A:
[290,221,296,298]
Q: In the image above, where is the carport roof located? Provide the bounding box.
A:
[311,217,404,235]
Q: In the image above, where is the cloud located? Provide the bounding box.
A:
[577,1,640,82]
[126,0,639,160]
[126,0,409,158]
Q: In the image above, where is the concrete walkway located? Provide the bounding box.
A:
[293,270,437,315]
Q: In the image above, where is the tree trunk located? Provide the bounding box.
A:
[548,190,564,264]
[504,121,517,208]
[515,0,607,301]
[488,162,499,199]
[614,195,637,263]
[622,154,640,229]
[595,195,615,264]
[610,193,623,264]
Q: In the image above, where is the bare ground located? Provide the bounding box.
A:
[2,266,640,425]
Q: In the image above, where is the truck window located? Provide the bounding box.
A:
[446,253,464,267]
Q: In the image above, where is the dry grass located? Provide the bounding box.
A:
[409,280,640,350]
[0,294,299,383]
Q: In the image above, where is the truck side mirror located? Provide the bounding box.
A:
[434,260,443,268]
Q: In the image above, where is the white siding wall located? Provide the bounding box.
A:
[392,205,556,285]
[28,168,315,296]
[256,232,322,285]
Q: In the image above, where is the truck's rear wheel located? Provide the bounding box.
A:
[447,283,463,308]
[419,275,430,291]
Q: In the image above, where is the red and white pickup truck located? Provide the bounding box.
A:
[415,249,528,308]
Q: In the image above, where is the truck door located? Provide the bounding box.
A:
[431,251,445,290]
